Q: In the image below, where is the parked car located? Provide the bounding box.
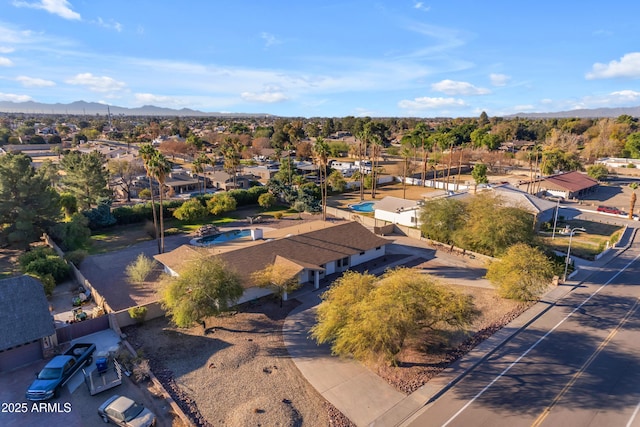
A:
[597,205,624,215]
[98,395,156,427]
[26,343,96,401]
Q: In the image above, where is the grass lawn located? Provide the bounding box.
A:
[540,219,623,260]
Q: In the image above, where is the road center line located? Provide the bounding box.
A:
[441,251,640,427]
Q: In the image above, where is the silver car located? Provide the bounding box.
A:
[98,395,156,427]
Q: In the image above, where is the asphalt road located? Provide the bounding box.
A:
[408,235,640,427]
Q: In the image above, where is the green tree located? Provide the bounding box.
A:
[207,192,237,216]
[630,183,638,220]
[59,192,78,219]
[311,268,477,365]
[327,170,347,193]
[458,194,535,256]
[59,151,110,209]
[0,153,60,245]
[52,212,91,251]
[221,136,244,188]
[258,192,276,209]
[173,198,208,222]
[146,151,171,253]
[313,137,330,220]
[161,257,243,328]
[486,243,554,301]
[471,163,489,185]
[251,262,301,306]
[192,153,210,195]
[419,198,466,244]
[625,132,640,158]
[139,144,161,253]
[586,164,609,181]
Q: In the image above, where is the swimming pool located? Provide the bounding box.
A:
[194,229,251,246]
[349,202,376,213]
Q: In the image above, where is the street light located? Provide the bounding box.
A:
[563,227,586,282]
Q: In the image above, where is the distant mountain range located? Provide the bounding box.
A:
[0,100,271,118]
[1,99,639,119]
[507,106,640,119]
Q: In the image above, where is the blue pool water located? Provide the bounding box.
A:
[349,202,375,213]
[196,229,251,246]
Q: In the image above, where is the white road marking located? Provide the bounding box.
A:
[441,252,640,427]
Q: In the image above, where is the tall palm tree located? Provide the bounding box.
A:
[412,123,431,187]
[369,134,383,198]
[355,128,371,201]
[139,144,160,253]
[630,183,638,220]
[192,153,209,195]
[147,152,171,253]
[221,136,242,189]
[313,137,330,221]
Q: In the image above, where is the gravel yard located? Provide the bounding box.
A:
[124,298,346,427]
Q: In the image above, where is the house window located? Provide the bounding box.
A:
[376,246,381,250]
[360,251,365,255]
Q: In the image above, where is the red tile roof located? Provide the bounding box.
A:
[542,171,598,192]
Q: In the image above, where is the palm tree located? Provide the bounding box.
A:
[139,144,160,253]
[147,152,171,253]
[313,137,330,220]
[221,136,242,189]
[412,123,431,187]
[192,153,209,195]
[355,128,371,201]
[630,183,638,220]
[369,134,383,198]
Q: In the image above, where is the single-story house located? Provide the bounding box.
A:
[534,171,599,200]
[0,275,56,372]
[595,158,640,168]
[164,171,201,195]
[374,196,422,228]
[154,221,389,303]
[206,171,253,190]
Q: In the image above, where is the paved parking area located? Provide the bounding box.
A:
[0,330,177,427]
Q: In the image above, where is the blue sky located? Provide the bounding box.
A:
[1,0,639,118]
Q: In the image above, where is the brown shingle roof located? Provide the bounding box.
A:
[156,221,388,288]
[0,275,54,350]
[542,171,598,192]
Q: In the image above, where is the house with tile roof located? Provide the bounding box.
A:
[533,171,598,200]
[0,275,56,372]
[155,221,389,303]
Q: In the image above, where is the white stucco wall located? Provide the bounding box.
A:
[375,209,420,228]
[350,245,386,266]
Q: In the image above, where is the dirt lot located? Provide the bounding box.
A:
[123,282,524,427]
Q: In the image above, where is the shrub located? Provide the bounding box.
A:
[22,256,70,284]
[125,253,156,284]
[128,306,148,324]
[173,198,208,221]
[18,247,57,269]
[273,212,283,220]
[138,188,151,199]
[132,358,151,383]
[64,249,88,267]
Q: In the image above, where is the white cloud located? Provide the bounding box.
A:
[489,73,510,87]
[135,93,179,105]
[414,2,431,12]
[0,47,15,54]
[16,75,56,87]
[586,52,640,79]
[0,92,32,102]
[66,73,126,92]
[431,79,490,95]
[398,96,466,110]
[512,104,536,112]
[241,90,288,103]
[260,32,280,48]
[609,90,640,102]
[0,57,14,66]
[12,0,81,20]
[95,17,123,32]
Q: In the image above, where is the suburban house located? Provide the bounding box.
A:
[242,164,279,183]
[154,221,389,303]
[595,157,640,169]
[0,275,56,372]
[206,170,254,190]
[533,171,599,200]
[164,170,202,195]
[374,196,423,228]
[446,184,557,228]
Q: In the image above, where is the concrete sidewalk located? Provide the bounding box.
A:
[283,227,636,427]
